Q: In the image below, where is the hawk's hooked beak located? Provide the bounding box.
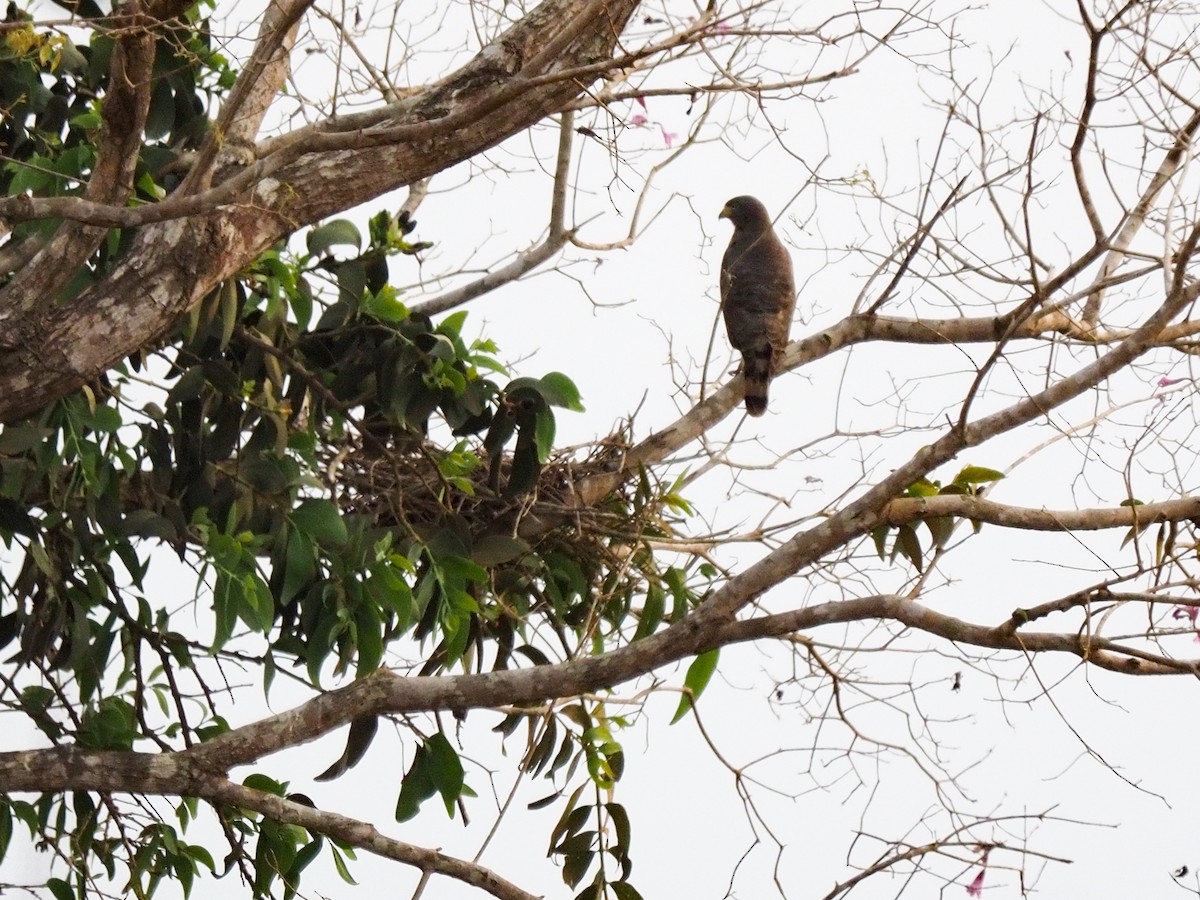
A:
[719,204,732,220]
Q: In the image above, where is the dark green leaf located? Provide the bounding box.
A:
[560,833,596,887]
[240,573,275,634]
[307,220,362,256]
[633,583,664,640]
[290,499,349,548]
[354,602,384,677]
[281,528,317,605]
[78,697,136,751]
[395,745,437,822]
[895,524,922,572]
[425,733,465,815]
[0,799,12,860]
[611,882,645,900]
[871,524,889,559]
[925,516,953,548]
[283,839,323,900]
[471,534,529,566]
[527,792,561,810]
[606,802,631,855]
[534,408,556,464]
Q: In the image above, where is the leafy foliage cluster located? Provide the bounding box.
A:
[0,5,713,899]
[872,465,1005,572]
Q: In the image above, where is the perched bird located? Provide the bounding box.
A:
[718,196,796,416]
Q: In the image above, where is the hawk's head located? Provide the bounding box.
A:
[719,195,772,229]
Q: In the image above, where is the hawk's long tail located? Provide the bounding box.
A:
[741,346,773,417]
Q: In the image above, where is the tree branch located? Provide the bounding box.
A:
[882,493,1200,532]
[0,0,641,423]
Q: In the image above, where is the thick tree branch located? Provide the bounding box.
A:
[0,749,536,900]
[206,782,539,900]
[882,494,1200,532]
[410,110,577,317]
[177,0,309,193]
[686,277,1200,624]
[578,306,1200,505]
[0,0,640,423]
[0,10,155,307]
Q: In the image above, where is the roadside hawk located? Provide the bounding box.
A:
[718,195,796,416]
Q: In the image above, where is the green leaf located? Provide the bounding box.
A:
[953,465,1005,485]
[353,602,384,677]
[534,408,556,464]
[395,745,436,822]
[0,425,49,454]
[437,554,488,585]
[896,524,923,572]
[606,802,631,855]
[361,286,409,323]
[905,478,939,497]
[925,516,953,548]
[670,648,719,723]
[633,583,664,640]
[871,524,890,559]
[330,845,358,885]
[283,839,323,900]
[307,219,362,256]
[290,499,349,548]
[243,773,287,795]
[538,372,586,411]
[528,792,562,810]
[437,310,469,337]
[240,573,275,633]
[610,883,645,900]
[560,833,596,887]
[471,534,529,566]
[213,571,238,649]
[0,799,12,860]
[78,697,136,751]
[290,278,314,329]
[549,788,589,850]
[281,528,317,605]
[426,733,465,816]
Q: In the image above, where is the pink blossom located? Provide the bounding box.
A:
[635,95,647,110]
[966,868,985,897]
[1158,376,1191,387]
[659,123,678,147]
[629,113,648,127]
[715,21,731,32]
[1172,606,1200,641]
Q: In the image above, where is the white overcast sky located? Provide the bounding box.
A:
[14,0,1200,897]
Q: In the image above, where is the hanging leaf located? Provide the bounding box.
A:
[670,648,719,724]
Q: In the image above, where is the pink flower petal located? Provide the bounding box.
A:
[659,123,678,147]
[635,95,647,110]
[966,869,985,897]
[629,113,647,127]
